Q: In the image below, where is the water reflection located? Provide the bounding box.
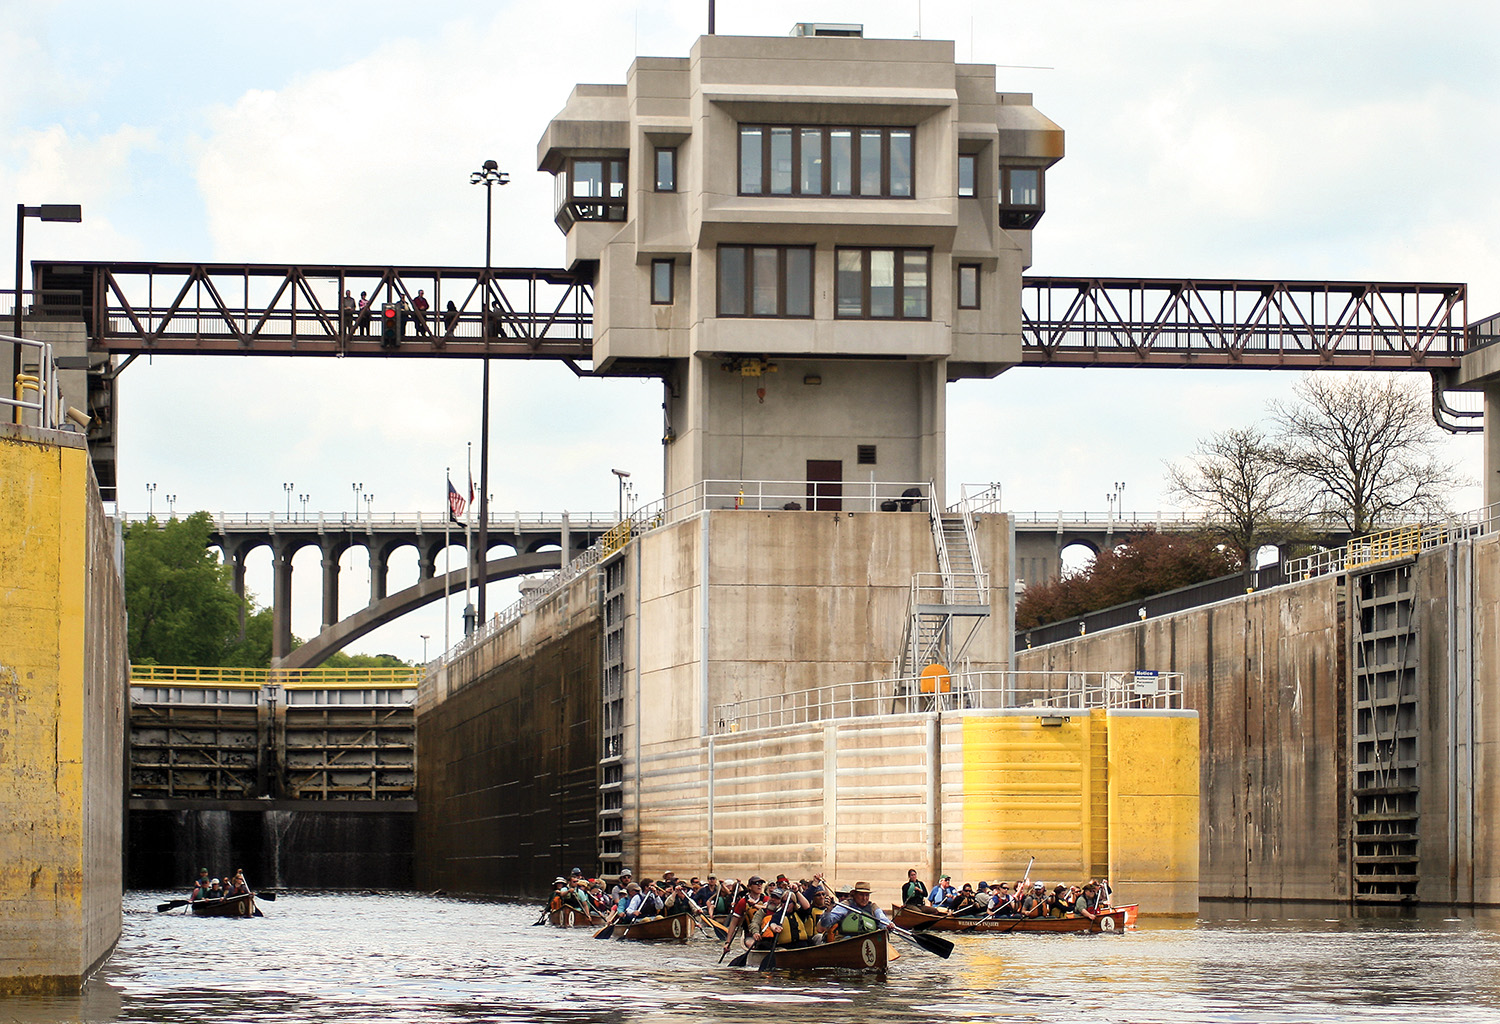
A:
[6,894,1500,1023]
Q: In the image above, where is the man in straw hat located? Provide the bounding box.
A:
[817,881,893,937]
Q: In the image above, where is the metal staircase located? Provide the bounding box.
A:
[896,488,992,689]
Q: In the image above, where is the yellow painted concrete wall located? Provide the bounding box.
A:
[1106,711,1200,914]
[0,428,126,993]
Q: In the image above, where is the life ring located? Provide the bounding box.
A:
[861,937,878,967]
[671,916,683,938]
[1099,915,1117,932]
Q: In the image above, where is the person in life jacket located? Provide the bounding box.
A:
[817,881,893,936]
[547,878,568,913]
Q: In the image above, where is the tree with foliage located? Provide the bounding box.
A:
[125,512,250,665]
[1268,373,1465,535]
[322,651,409,669]
[1165,425,1312,565]
[1016,531,1238,630]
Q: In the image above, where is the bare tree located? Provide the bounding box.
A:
[1165,426,1312,565]
[1268,373,1466,535]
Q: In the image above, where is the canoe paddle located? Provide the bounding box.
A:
[685,896,727,939]
[834,901,953,959]
[155,899,190,913]
[592,908,621,940]
[757,892,796,972]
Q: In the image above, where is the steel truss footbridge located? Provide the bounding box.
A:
[19,259,1493,664]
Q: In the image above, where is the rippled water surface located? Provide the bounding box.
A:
[8,893,1500,1023]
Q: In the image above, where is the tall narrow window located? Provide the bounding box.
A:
[654,147,677,192]
[770,128,794,195]
[800,128,824,194]
[651,260,674,305]
[740,127,764,194]
[957,264,980,309]
[858,129,884,196]
[719,247,746,316]
[836,250,863,317]
[889,130,912,197]
[958,154,976,197]
[902,250,929,318]
[829,130,853,196]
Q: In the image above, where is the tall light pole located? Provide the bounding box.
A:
[283,481,293,518]
[299,493,309,521]
[420,634,430,663]
[13,204,82,385]
[166,493,177,518]
[146,482,156,519]
[470,159,510,626]
[352,481,363,517]
[612,468,631,522]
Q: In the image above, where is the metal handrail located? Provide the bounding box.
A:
[1,333,60,429]
[1284,503,1500,581]
[713,668,1186,734]
[116,510,617,529]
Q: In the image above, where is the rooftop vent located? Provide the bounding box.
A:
[790,22,863,37]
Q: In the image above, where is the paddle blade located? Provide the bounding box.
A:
[592,924,616,940]
[911,931,954,958]
[757,950,779,972]
[255,890,276,901]
[155,900,188,913]
[727,949,751,968]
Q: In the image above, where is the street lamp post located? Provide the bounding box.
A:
[352,482,363,518]
[365,492,375,526]
[611,468,631,523]
[299,493,309,521]
[146,482,156,519]
[166,494,177,518]
[13,204,82,385]
[283,482,293,519]
[470,160,510,627]
[420,634,430,663]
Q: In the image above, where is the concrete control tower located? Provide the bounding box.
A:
[537,26,1063,498]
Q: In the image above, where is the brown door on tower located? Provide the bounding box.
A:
[806,460,843,511]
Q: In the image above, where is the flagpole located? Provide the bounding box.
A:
[465,441,475,635]
[443,467,451,655]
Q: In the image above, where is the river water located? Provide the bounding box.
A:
[8,893,1500,1023]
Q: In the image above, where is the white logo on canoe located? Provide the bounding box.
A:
[1100,916,1117,932]
[671,916,683,938]
[861,938,877,967]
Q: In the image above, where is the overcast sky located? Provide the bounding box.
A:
[6,1,1495,662]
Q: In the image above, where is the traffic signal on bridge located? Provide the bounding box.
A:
[380,303,402,348]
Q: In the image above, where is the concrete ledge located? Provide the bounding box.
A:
[130,798,415,814]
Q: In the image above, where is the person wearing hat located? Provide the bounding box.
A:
[948,882,981,916]
[189,868,210,903]
[929,873,957,909]
[609,869,632,903]
[817,881,892,936]
[720,876,766,955]
[1021,882,1049,919]
[901,868,928,906]
[691,874,717,907]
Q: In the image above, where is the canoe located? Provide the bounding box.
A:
[613,912,695,942]
[1113,903,1139,927]
[190,892,258,918]
[742,930,889,973]
[890,905,1126,934]
[549,905,606,928]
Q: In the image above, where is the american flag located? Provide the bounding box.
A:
[447,476,468,523]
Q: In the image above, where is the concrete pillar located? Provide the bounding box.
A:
[1487,385,1500,512]
[320,550,339,630]
[231,549,248,640]
[271,546,294,663]
[418,544,436,582]
[560,511,570,571]
[370,547,388,605]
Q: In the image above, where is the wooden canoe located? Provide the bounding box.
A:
[613,912,695,942]
[189,893,258,918]
[742,930,889,973]
[549,905,606,928]
[891,905,1126,934]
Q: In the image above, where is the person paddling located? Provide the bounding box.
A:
[817,881,893,935]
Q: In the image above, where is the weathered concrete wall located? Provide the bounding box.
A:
[1018,578,1344,901]
[1020,536,1500,905]
[0,426,127,993]
[415,572,600,896]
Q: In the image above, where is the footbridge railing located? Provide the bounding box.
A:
[1284,503,1500,581]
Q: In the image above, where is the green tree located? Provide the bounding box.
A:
[125,512,246,665]
[322,651,409,669]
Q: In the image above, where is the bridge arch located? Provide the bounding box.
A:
[280,550,560,668]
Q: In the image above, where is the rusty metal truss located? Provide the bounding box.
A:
[34,261,593,359]
[1020,278,1468,369]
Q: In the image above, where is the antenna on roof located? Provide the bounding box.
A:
[708,0,715,34]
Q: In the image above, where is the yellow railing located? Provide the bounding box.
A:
[1345,525,1423,571]
[129,665,423,690]
[600,519,633,558]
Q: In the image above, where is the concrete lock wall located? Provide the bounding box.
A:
[0,427,127,993]
[414,571,601,895]
[1018,535,1500,905]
